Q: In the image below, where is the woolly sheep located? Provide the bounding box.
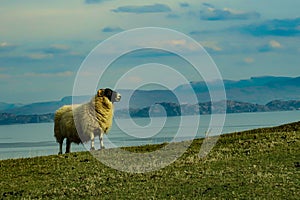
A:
[54,88,121,154]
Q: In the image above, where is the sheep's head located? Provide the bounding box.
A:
[97,88,121,103]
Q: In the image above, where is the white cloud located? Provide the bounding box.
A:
[258,40,283,52]
[112,4,171,14]
[269,40,282,48]
[200,3,260,21]
[24,71,74,77]
[0,42,17,52]
[201,41,222,52]
[148,39,199,52]
[244,57,255,64]
[0,42,10,47]
[127,76,143,84]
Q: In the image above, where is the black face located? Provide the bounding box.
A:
[103,88,121,103]
[103,88,113,101]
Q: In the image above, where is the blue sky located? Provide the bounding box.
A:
[0,0,299,103]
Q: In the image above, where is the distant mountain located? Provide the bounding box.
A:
[175,76,300,104]
[266,100,300,111]
[1,76,300,115]
[0,102,23,111]
[1,100,299,125]
[115,100,300,118]
[1,95,91,115]
[118,89,179,109]
[0,113,54,125]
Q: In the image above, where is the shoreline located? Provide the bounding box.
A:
[1,120,299,161]
[1,108,300,126]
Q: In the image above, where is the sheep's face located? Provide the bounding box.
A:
[97,88,121,103]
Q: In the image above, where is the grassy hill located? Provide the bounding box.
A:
[1,121,299,199]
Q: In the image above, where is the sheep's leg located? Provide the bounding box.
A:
[100,132,105,149]
[66,138,71,153]
[58,138,64,155]
[58,140,63,155]
[90,134,95,151]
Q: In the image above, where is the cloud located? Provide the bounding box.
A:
[42,44,70,54]
[127,76,143,84]
[244,57,255,64]
[0,47,83,67]
[84,0,110,4]
[24,71,74,77]
[0,42,17,52]
[102,26,124,33]
[27,44,71,59]
[27,53,54,60]
[202,3,215,8]
[179,3,190,8]
[258,40,283,52]
[112,4,171,14]
[200,4,260,20]
[269,40,282,48]
[241,18,300,36]
[150,39,198,51]
[189,30,212,36]
[166,13,181,19]
[189,30,202,36]
[201,41,222,52]
[129,49,174,58]
[14,46,71,61]
[0,71,74,80]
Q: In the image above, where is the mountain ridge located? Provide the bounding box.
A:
[116,100,300,118]
[1,99,298,125]
[1,76,300,115]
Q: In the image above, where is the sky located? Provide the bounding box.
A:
[0,0,299,103]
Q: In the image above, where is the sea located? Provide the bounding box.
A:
[0,110,299,160]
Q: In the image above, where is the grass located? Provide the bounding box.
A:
[1,121,300,199]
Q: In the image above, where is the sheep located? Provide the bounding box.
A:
[54,88,121,154]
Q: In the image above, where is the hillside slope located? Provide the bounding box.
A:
[0,121,299,199]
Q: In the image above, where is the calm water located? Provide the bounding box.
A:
[0,111,299,160]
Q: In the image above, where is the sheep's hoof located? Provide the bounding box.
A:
[98,147,105,151]
[90,147,95,151]
[58,152,62,155]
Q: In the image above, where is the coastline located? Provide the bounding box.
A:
[1,111,299,161]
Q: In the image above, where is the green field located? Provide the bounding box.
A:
[1,121,299,199]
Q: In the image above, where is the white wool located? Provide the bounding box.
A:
[54,91,114,154]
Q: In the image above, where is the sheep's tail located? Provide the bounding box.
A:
[54,105,72,142]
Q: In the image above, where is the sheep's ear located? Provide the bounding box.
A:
[97,89,104,97]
